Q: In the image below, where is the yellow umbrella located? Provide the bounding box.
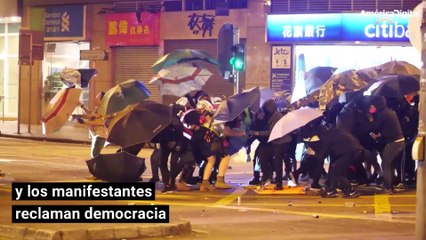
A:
[42,88,82,135]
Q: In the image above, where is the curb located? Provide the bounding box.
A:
[0,133,91,145]
[0,221,192,240]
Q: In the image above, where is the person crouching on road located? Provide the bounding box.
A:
[301,124,364,198]
[183,110,231,191]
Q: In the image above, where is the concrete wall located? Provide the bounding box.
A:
[0,0,17,17]
[245,0,269,89]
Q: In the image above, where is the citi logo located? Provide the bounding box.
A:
[364,18,408,38]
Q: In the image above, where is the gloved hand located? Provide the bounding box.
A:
[76,118,85,124]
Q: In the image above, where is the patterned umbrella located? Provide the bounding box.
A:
[42,87,82,134]
[151,49,219,73]
[318,70,374,110]
[149,63,212,97]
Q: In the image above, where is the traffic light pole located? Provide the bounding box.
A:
[418,2,426,239]
[233,27,240,94]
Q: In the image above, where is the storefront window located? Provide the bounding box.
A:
[8,23,20,33]
[229,0,247,9]
[185,0,203,10]
[7,36,19,55]
[0,17,20,118]
[205,0,216,9]
[42,42,90,114]
[165,0,183,11]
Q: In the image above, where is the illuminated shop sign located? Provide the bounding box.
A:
[45,5,86,40]
[266,13,410,42]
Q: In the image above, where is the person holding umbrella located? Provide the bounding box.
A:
[76,91,110,158]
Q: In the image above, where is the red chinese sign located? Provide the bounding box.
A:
[105,12,160,46]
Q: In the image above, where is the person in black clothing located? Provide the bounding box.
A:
[248,108,274,185]
[336,98,381,185]
[368,96,405,193]
[251,99,292,190]
[386,95,419,185]
[301,124,364,198]
[183,110,228,191]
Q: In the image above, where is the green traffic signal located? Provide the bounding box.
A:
[230,56,245,71]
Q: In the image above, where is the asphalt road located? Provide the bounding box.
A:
[0,137,417,239]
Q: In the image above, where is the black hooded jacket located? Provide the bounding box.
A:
[303,126,364,162]
[370,96,404,144]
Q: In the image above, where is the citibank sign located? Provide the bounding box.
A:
[267,13,410,42]
[364,19,408,39]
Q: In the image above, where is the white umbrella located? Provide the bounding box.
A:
[149,63,212,97]
[42,87,82,135]
[268,107,323,142]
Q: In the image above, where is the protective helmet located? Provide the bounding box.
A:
[196,100,213,113]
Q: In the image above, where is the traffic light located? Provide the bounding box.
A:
[230,43,245,72]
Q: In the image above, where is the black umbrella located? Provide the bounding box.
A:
[107,100,173,148]
[77,69,97,88]
[86,152,146,182]
[364,75,419,97]
[304,66,336,95]
[214,87,261,122]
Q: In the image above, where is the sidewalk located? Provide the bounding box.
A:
[0,120,91,144]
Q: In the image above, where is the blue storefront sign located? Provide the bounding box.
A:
[45,5,85,40]
[267,13,410,42]
[270,45,293,92]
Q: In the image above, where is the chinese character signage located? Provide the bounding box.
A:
[267,13,410,42]
[45,5,85,40]
[187,13,215,37]
[105,12,160,46]
[271,45,293,92]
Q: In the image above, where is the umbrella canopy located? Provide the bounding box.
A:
[59,68,81,87]
[97,79,151,116]
[318,70,374,110]
[151,49,219,73]
[375,60,420,76]
[107,100,173,148]
[364,75,420,97]
[304,66,337,95]
[269,107,324,142]
[42,87,82,135]
[287,90,320,111]
[149,63,212,97]
[86,152,146,182]
[77,69,97,88]
[214,87,261,122]
[272,90,292,111]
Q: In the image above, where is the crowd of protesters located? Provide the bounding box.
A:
[76,88,419,198]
